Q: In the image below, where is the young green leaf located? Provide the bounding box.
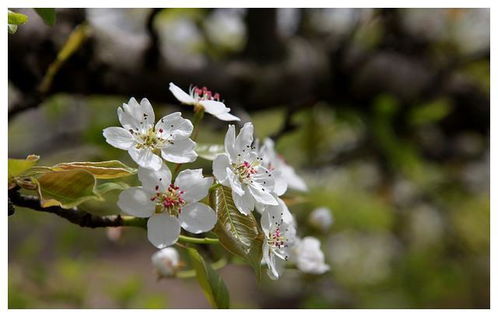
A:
[187,248,230,309]
[209,185,264,279]
[34,169,100,208]
[8,155,40,179]
[51,160,137,179]
[34,8,56,26]
[8,10,28,25]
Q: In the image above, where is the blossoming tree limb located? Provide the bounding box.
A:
[8,83,329,309]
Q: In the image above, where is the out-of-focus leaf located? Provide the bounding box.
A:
[409,99,453,126]
[51,161,136,179]
[95,182,129,196]
[195,144,224,160]
[34,8,56,26]
[34,169,100,208]
[8,10,28,25]
[209,185,263,279]
[187,248,229,308]
[8,155,40,179]
[39,24,90,94]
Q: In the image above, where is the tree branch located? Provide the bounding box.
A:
[8,190,219,244]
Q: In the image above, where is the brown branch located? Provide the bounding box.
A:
[8,189,146,228]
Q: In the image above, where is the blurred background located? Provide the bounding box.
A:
[8,8,489,308]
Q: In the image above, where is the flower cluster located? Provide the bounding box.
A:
[103,82,328,280]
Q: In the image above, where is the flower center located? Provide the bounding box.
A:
[131,128,172,150]
[151,184,185,216]
[191,85,221,102]
[232,160,258,184]
[266,217,290,261]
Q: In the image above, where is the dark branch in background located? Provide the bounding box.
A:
[143,8,162,69]
[242,8,286,63]
[8,9,489,143]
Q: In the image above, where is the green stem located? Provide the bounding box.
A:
[178,235,219,244]
[176,257,227,278]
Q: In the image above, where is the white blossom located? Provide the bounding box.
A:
[117,164,217,248]
[213,123,278,215]
[169,82,240,121]
[308,207,334,232]
[257,138,307,195]
[291,237,329,274]
[151,247,181,277]
[260,198,296,280]
[103,97,197,170]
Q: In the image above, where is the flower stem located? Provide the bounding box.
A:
[176,257,227,278]
[178,235,219,244]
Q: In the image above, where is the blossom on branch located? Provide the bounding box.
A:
[103,97,197,170]
[260,198,296,280]
[169,82,240,121]
[151,247,182,278]
[291,237,330,274]
[117,164,216,248]
[213,122,278,215]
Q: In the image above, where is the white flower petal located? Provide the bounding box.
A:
[151,247,180,277]
[175,169,212,203]
[226,168,244,196]
[129,147,163,170]
[273,173,288,196]
[232,189,255,215]
[179,202,217,234]
[213,154,230,183]
[234,122,254,157]
[117,106,140,131]
[103,127,135,150]
[140,98,156,127]
[155,112,193,140]
[224,125,237,161]
[161,138,197,163]
[293,237,329,274]
[117,187,155,217]
[122,97,154,130]
[280,164,308,191]
[252,166,276,192]
[266,254,285,280]
[214,111,240,122]
[138,165,172,193]
[147,213,181,248]
[169,82,196,105]
[249,183,278,205]
[199,100,229,115]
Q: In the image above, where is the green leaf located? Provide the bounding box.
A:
[187,248,230,308]
[209,185,264,279]
[34,169,100,208]
[8,155,40,179]
[95,182,129,196]
[51,161,137,179]
[34,8,56,26]
[8,10,28,25]
[195,143,225,160]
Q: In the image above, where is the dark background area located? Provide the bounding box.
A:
[8,8,489,308]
